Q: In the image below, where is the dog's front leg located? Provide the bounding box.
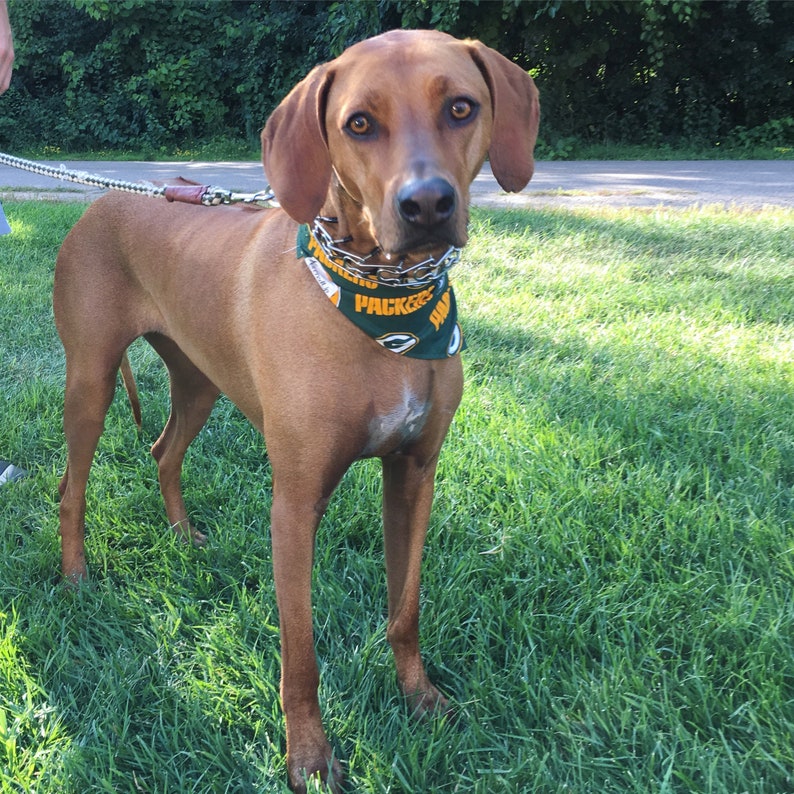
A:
[270,482,344,793]
[382,454,452,718]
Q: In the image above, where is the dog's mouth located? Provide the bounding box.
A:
[370,215,467,285]
[330,171,468,263]
[380,223,466,260]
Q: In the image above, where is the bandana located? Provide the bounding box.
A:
[297,225,464,359]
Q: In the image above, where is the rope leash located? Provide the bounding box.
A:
[0,151,276,207]
[2,151,459,290]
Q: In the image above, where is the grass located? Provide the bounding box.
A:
[16,137,794,164]
[19,139,261,164]
[535,141,794,162]
[1,198,793,793]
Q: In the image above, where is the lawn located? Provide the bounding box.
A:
[1,198,792,793]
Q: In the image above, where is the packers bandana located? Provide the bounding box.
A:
[297,225,465,359]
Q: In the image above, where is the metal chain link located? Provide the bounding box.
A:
[311,218,460,288]
[0,151,275,206]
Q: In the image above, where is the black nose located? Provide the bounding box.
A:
[396,177,456,228]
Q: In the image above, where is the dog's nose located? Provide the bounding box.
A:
[396,177,456,228]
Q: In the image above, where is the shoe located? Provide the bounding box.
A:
[0,461,27,485]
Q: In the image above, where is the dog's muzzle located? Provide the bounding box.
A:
[396,177,457,229]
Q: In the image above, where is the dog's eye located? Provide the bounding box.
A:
[346,113,373,136]
[449,98,477,123]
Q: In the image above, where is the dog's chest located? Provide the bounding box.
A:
[365,385,431,455]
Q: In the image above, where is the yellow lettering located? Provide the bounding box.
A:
[429,289,451,330]
[351,284,441,316]
[306,233,379,290]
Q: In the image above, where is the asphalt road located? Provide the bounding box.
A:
[1,158,793,209]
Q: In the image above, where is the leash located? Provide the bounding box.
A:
[0,151,276,207]
[2,151,458,289]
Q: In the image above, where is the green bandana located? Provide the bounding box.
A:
[297,225,464,358]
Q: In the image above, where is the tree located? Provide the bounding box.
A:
[2,0,792,154]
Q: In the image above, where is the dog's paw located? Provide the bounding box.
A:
[403,681,456,724]
[169,519,207,546]
[288,752,345,793]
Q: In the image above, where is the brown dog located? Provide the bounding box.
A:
[54,30,538,791]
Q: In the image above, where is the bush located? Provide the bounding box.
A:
[3,0,793,154]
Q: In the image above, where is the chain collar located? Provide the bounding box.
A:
[310,217,460,288]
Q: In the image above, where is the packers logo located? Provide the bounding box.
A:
[446,322,464,356]
[377,332,420,354]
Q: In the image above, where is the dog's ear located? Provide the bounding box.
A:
[261,64,335,223]
[466,41,540,193]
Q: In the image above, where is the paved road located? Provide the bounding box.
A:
[1,158,792,209]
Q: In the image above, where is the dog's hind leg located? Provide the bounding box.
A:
[146,333,220,545]
[58,349,124,582]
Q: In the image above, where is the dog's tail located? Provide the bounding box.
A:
[119,352,142,430]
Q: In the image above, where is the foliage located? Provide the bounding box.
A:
[3,0,322,151]
[1,198,794,791]
[504,0,794,150]
[2,0,793,154]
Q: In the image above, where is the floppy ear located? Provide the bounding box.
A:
[261,64,335,223]
[467,41,540,193]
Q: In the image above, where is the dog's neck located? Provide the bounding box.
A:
[319,179,377,259]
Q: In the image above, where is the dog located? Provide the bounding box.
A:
[53,29,539,792]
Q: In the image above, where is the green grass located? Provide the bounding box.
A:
[19,138,261,163]
[535,140,794,162]
[1,199,793,792]
[17,137,794,163]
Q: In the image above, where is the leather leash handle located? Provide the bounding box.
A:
[164,184,211,204]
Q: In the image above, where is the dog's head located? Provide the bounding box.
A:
[262,30,539,258]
